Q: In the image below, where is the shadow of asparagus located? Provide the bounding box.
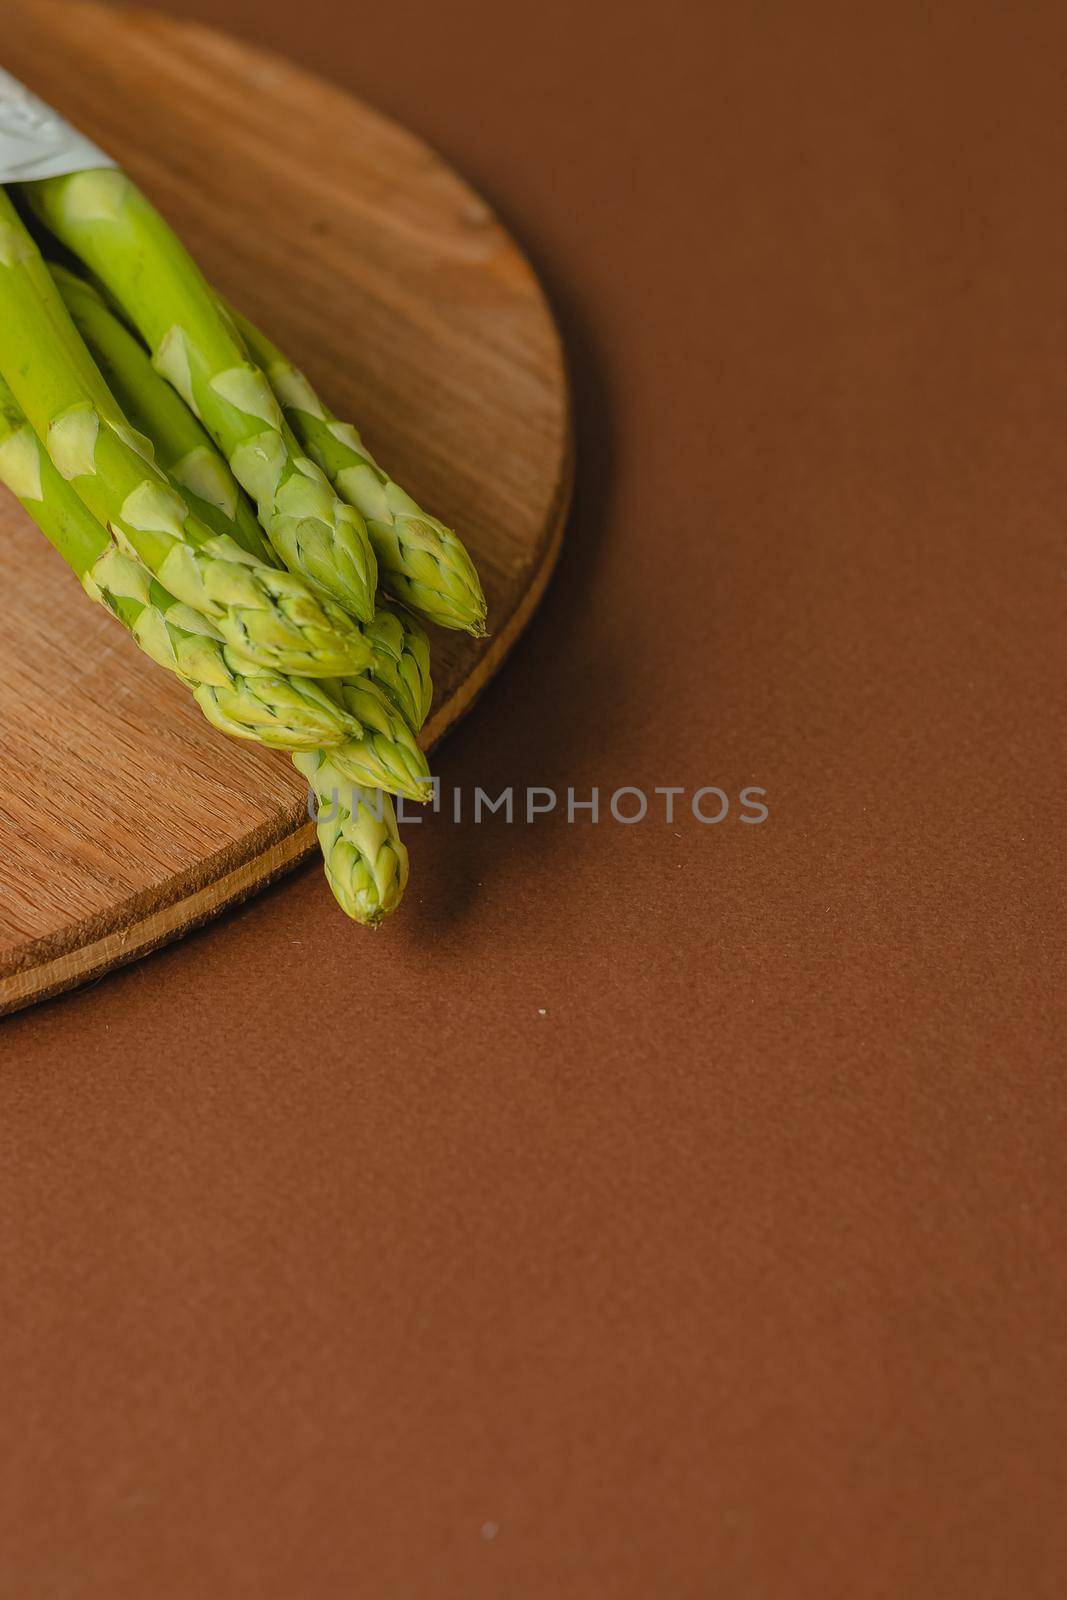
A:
[401,259,624,940]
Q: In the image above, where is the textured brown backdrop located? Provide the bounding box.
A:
[2,1,1065,1595]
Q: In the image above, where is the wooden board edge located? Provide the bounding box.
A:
[0,446,572,1019]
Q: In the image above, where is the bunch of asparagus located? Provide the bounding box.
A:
[0,170,486,925]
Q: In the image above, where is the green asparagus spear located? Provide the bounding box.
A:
[0,375,362,751]
[50,263,270,560]
[106,557,364,749]
[294,750,409,925]
[229,306,487,635]
[0,190,368,679]
[327,676,434,803]
[364,601,433,731]
[24,170,379,620]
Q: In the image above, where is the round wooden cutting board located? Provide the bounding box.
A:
[0,2,571,1015]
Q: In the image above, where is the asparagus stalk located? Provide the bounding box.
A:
[51,263,270,560]
[229,306,487,635]
[327,676,434,803]
[294,750,409,925]
[0,374,363,751]
[24,170,379,621]
[364,601,433,732]
[0,189,369,679]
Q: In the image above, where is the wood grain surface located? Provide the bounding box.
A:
[0,0,571,1015]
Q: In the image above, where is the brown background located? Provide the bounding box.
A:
[2,1,1066,1595]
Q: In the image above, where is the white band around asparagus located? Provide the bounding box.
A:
[0,67,114,182]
